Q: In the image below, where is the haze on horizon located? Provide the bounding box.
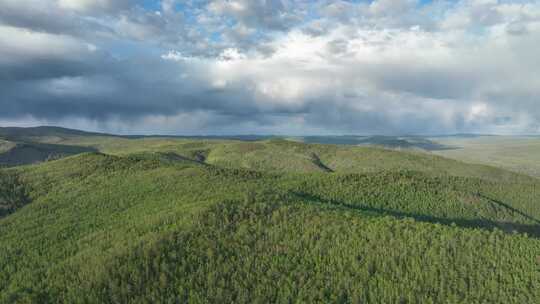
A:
[1,0,539,136]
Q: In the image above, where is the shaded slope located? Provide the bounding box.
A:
[0,170,30,218]
[0,141,97,167]
[297,135,453,150]
[0,126,110,143]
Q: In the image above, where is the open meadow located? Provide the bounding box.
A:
[430,136,540,178]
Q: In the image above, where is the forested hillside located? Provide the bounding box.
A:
[0,147,539,303]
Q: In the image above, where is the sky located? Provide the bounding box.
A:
[0,0,539,135]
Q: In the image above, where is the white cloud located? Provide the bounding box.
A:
[369,0,417,16]
[2,0,540,134]
[57,0,131,14]
[0,25,96,64]
[160,1,540,133]
[115,14,160,40]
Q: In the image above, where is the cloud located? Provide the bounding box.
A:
[207,0,298,30]
[0,25,96,62]
[0,0,540,135]
[57,0,134,14]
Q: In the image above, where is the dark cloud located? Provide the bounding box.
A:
[0,0,540,135]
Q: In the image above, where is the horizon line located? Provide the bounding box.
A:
[2,125,539,138]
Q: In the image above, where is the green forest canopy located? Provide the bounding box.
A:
[0,136,539,303]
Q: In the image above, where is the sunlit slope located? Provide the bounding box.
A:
[1,127,537,183]
[0,152,539,302]
[202,140,534,182]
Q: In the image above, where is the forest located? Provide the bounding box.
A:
[0,128,539,303]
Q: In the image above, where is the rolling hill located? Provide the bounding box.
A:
[0,127,102,167]
[0,127,539,303]
[0,126,112,142]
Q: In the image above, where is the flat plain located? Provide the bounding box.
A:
[430,136,540,178]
